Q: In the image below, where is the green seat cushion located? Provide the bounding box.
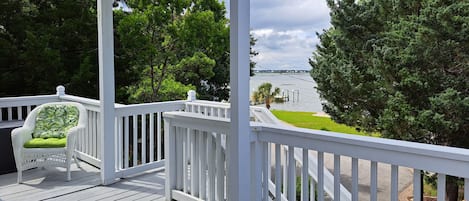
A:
[24,138,67,148]
[32,105,79,139]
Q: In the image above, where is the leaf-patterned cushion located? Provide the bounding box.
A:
[32,105,79,139]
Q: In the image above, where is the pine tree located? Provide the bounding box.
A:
[311,1,469,199]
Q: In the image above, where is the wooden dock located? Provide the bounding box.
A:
[0,162,166,201]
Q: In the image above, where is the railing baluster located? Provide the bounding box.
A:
[117,116,123,170]
[413,169,421,201]
[263,142,269,200]
[208,133,215,201]
[310,175,315,201]
[437,174,446,201]
[216,133,224,201]
[199,132,207,199]
[288,146,296,201]
[182,128,188,192]
[0,108,3,122]
[164,123,176,200]
[7,107,12,120]
[370,161,378,201]
[17,106,22,120]
[302,148,309,201]
[26,105,31,115]
[318,151,324,201]
[149,113,154,162]
[391,165,398,201]
[253,139,263,201]
[334,154,341,201]
[93,111,98,159]
[191,130,199,197]
[465,178,469,201]
[124,116,129,168]
[224,134,229,200]
[352,158,359,201]
[114,117,118,169]
[86,111,91,156]
[132,115,138,166]
[275,144,281,200]
[157,112,162,161]
[141,114,146,164]
[176,127,183,190]
[283,147,288,196]
[88,111,92,158]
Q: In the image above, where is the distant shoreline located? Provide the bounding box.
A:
[253,70,310,74]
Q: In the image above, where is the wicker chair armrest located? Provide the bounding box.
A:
[11,127,34,147]
[66,125,85,148]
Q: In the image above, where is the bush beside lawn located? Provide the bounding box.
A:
[271,110,379,137]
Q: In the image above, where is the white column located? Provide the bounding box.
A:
[229,0,251,200]
[97,0,116,185]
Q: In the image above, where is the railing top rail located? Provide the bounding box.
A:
[0,95,59,107]
[253,123,469,177]
[115,100,187,116]
[164,111,231,134]
[187,100,231,108]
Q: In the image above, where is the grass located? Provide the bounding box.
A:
[271,110,379,137]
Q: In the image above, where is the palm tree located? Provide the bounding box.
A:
[255,82,280,109]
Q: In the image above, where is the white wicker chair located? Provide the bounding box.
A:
[11,102,87,183]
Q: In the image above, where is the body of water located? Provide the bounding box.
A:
[250,73,323,112]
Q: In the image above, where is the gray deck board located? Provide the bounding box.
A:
[0,162,166,201]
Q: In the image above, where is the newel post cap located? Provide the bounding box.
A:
[56,85,65,96]
[187,90,196,101]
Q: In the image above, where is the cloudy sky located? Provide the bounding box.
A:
[224,0,332,70]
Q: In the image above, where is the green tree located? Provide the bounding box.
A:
[253,82,280,109]
[0,0,98,98]
[116,0,232,102]
[310,1,469,199]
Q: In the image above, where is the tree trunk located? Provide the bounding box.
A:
[265,97,271,109]
[446,176,458,201]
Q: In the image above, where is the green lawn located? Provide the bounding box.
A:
[271,110,379,137]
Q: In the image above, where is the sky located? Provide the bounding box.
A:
[223,0,332,70]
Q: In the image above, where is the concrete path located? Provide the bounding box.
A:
[271,145,414,201]
[321,152,413,201]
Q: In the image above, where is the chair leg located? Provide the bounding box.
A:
[66,153,72,181]
[74,154,81,168]
[17,169,22,184]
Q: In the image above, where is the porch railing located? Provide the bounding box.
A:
[0,86,188,180]
[113,101,186,177]
[0,95,60,128]
[164,111,469,201]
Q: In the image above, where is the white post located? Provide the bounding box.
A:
[229,0,251,200]
[187,90,196,102]
[97,0,116,185]
[56,85,65,97]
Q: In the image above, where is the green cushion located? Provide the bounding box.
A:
[24,138,67,148]
[32,105,79,139]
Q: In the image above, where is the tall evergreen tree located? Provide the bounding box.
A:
[311,1,469,199]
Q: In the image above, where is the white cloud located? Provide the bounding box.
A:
[222,0,331,70]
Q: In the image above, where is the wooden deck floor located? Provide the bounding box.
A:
[0,162,166,201]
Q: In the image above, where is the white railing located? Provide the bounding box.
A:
[59,94,105,168]
[185,100,231,119]
[0,95,60,128]
[113,101,186,178]
[164,111,469,201]
[164,112,229,201]
[181,101,350,200]
[0,86,189,179]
